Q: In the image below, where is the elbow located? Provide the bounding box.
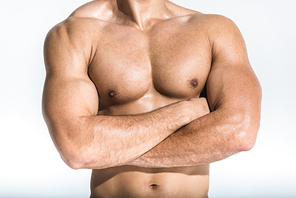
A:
[60,146,107,170]
[60,150,87,170]
[233,114,260,152]
[237,135,256,152]
[58,143,94,170]
[45,118,104,169]
[64,160,82,170]
[237,129,259,153]
[63,156,85,170]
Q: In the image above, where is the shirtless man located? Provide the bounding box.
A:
[42,0,262,197]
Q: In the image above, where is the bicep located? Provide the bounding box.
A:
[42,76,98,128]
[206,15,261,116]
[42,23,99,138]
[207,62,261,116]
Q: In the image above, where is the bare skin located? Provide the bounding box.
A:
[42,0,262,197]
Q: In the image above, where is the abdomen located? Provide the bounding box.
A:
[90,165,209,198]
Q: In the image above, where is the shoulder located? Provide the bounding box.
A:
[44,19,90,54]
[44,18,99,72]
[45,18,105,54]
[70,0,113,22]
[167,1,236,28]
[45,0,109,44]
[188,14,238,29]
[187,14,243,43]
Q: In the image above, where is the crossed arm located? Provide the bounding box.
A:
[129,60,261,168]
[42,19,208,170]
[128,17,262,168]
[42,16,261,170]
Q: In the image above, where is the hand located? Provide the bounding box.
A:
[187,97,210,120]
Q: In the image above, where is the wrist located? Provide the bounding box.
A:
[169,100,196,127]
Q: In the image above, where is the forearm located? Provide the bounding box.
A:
[56,101,197,169]
[128,108,260,168]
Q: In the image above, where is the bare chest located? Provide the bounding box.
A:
[88,21,212,110]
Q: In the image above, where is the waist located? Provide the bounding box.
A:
[90,165,209,198]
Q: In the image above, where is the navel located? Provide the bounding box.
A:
[149,184,158,189]
[108,89,117,98]
[189,78,198,88]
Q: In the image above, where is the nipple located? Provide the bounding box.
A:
[108,89,117,98]
[189,78,198,88]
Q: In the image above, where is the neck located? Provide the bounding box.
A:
[112,0,172,29]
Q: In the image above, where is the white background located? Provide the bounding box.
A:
[0,0,295,197]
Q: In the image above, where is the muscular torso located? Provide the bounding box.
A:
[89,16,211,115]
[70,2,212,197]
